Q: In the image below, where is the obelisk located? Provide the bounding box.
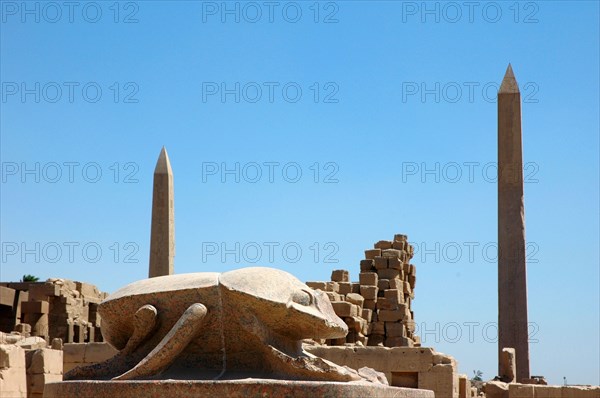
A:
[498,64,530,381]
[149,147,175,278]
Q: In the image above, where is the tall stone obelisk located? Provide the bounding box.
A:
[498,64,530,381]
[149,147,175,278]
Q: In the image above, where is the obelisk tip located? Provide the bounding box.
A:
[154,146,172,175]
[499,63,519,94]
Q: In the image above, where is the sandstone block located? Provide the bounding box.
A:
[331,301,358,317]
[359,272,378,286]
[370,321,385,335]
[360,286,378,300]
[378,279,390,290]
[345,293,364,308]
[403,319,416,333]
[50,338,63,351]
[384,289,403,304]
[485,381,509,398]
[378,269,401,280]
[360,259,375,272]
[374,241,393,249]
[500,347,516,383]
[306,282,327,290]
[0,344,26,369]
[389,278,403,290]
[560,386,600,398]
[403,281,412,294]
[326,282,339,292]
[408,275,416,289]
[533,386,562,398]
[361,309,373,323]
[62,343,86,364]
[0,286,16,307]
[376,297,396,310]
[28,284,60,300]
[338,282,352,295]
[374,256,389,270]
[384,336,409,347]
[28,373,62,393]
[378,309,403,322]
[0,345,27,398]
[388,257,402,270]
[14,323,31,335]
[27,348,63,374]
[364,249,381,260]
[325,292,342,302]
[418,364,457,398]
[408,264,416,276]
[344,316,369,337]
[509,383,535,398]
[75,282,100,298]
[367,334,384,346]
[381,249,402,258]
[458,375,471,398]
[330,270,349,283]
[393,234,407,241]
[392,240,406,250]
[385,322,407,337]
[363,299,377,310]
[22,301,49,314]
[351,283,361,294]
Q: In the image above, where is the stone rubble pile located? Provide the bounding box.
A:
[307,234,419,347]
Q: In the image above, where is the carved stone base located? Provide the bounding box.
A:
[45,379,435,398]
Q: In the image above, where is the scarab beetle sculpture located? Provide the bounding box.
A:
[65,267,367,382]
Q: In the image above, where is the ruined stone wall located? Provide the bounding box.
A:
[307,233,419,348]
[0,279,107,344]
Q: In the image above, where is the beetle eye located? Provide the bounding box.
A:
[291,289,313,306]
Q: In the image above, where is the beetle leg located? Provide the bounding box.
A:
[113,303,207,380]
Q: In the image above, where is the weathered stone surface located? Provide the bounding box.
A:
[378,309,404,322]
[378,269,400,280]
[509,383,535,397]
[458,374,470,398]
[484,381,509,398]
[45,379,435,398]
[0,344,27,397]
[498,64,530,380]
[345,293,364,308]
[65,267,377,383]
[331,270,349,283]
[360,259,375,272]
[365,249,381,260]
[149,147,175,278]
[500,347,516,383]
[27,348,63,374]
[338,282,352,295]
[332,301,358,317]
[418,364,458,398]
[374,257,389,270]
[374,241,393,250]
[305,346,435,373]
[359,272,378,287]
[360,286,378,300]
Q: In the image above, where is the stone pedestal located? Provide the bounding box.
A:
[44,379,434,398]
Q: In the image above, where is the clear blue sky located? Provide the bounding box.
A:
[1,0,598,386]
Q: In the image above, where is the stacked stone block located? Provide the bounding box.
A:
[25,348,63,398]
[0,344,28,397]
[307,270,370,346]
[361,234,418,347]
[0,279,108,344]
[306,233,419,348]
